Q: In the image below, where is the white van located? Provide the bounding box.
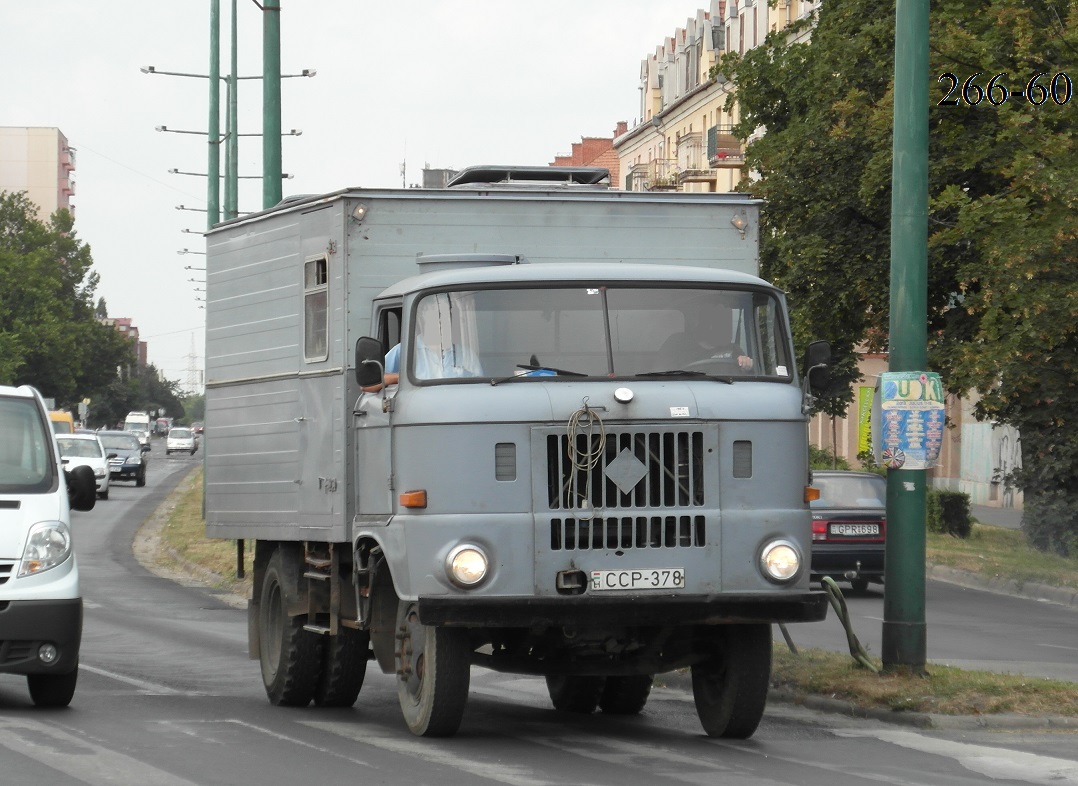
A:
[123,411,153,448]
[0,384,96,706]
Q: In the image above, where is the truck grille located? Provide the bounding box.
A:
[550,514,706,551]
[545,429,706,510]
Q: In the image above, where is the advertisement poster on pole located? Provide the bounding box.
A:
[872,371,945,470]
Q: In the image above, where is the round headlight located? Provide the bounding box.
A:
[445,545,489,588]
[759,539,801,583]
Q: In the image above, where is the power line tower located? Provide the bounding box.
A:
[186,333,201,394]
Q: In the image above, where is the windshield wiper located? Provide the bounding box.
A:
[636,370,734,384]
[489,363,588,386]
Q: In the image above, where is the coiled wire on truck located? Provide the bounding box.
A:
[564,398,605,518]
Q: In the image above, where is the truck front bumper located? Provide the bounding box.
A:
[418,591,828,628]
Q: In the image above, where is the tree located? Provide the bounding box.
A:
[0,191,137,412]
[718,0,1078,554]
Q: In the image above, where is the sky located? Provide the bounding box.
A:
[2,1,698,393]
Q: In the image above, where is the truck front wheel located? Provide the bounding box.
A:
[395,600,470,736]
[691,623,772,738]
[259,548,324,706]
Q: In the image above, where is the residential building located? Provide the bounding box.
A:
[100,316,148,369]
[0,127,76,221]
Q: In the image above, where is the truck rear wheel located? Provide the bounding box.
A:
[691,623,771,738]
[27,667,78,707]
[395,600,470,736]
[599,674,654,715]
[545,675,606,714]
[314,626,369,707]
[259,548,324,706]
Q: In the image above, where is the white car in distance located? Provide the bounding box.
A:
[56,433,111,499]
[166,427,198,456]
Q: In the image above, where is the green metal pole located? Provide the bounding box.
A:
[262,2,282,208]
[226,0,239,219]
[207,0,220,228]
[883,0,929,672]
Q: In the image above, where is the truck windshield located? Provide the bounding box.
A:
[0,396,58,494]
[408,285,793,382]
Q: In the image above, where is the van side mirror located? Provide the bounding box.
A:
[355,336,385,388]
[65,464,97,512]
[803,340,832,394]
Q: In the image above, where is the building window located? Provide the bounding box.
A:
[304,255,329,362]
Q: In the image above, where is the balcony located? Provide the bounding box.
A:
[707,125,745,168]
[629,159,680,191]
[676,132,712,185]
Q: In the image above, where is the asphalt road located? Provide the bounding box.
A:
[0,451,1074,785]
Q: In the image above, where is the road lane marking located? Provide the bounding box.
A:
[0,716,201,786]
[834,728,1078,785]
[303,719,558,786]
[79,663,190,695]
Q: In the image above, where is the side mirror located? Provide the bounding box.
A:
[803,340,832,394]
[355,336,385,388]
[141,444,151,453]
[65,464,97,512]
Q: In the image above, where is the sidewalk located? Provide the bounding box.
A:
[970,503,1022,530]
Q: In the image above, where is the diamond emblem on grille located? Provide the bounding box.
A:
[604,447,648,495]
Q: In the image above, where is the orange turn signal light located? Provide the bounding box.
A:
[804,486,821,503]
[399,490,428,509]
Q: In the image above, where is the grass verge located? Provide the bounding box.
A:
[152,465,1078,716]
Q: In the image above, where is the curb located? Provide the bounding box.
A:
[657,671,1078,731]
[926,563,1078,610]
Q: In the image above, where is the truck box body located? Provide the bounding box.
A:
[205,186,762,543]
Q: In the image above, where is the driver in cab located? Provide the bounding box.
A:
[659,305,754,372]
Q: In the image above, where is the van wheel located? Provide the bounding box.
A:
[28,667,78,707]
[599,674,654,714]
[395,600,470,736]
[314,626,369,707]
[691,623,771,738]
[545,675,606,713]
[259,548,324,706]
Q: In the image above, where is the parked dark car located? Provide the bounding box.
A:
[810,470,886,592]
[97,429,151,487]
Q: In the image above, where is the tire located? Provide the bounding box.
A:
[395,600,471,736]
[545,675,606,714]
[691,623,772,739]
[28,667,78,707]
[135,468,146,487]
[98,489,109,500]
[849,577,870,593]
[314,626,370,707]
[599,674,654,715]
[258,548,324,706]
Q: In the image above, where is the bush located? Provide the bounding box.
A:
[810,445,850,470]
[927,489,972,538]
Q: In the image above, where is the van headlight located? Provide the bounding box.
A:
[759,539,802,583]
[445,544,489,588]
[19,521,73,577]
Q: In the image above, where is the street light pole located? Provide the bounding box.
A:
[226,0,240,220]
[263,1,283,208]
[208,0,221,227]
